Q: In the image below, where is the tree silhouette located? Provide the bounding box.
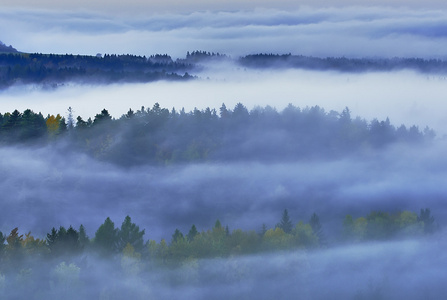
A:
[418,208,436,234]
[277,209,293,234]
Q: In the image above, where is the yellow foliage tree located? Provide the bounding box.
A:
[262,227,293,251]
[46,114,62,136]
[293,222,318,248]
[21,232,48,256]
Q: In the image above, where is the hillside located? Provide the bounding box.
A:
[0,41,18,53]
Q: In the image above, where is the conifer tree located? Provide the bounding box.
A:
[187,225,198,242]
[117,216,145,252]
[171,229,184,243]
[94,217,118,256]
[277,209,293,234]
[309,212,326,246]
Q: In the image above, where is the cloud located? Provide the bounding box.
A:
[1,7,447,58]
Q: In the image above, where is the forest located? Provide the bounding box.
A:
[2,2,447,298]
[0,102,443,299]
[0,207,438,299]
[0,103,436,166]
[1,49,447,89]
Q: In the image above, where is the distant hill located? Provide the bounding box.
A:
[0,41,18,53]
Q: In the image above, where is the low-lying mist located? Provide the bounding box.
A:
[0,138,445,241]
[1,230,446,299]
[2,68,447,136]
[0,103,445,299]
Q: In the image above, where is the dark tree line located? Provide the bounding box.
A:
[0,103,436,165]
[2,50,447,89]
[239,53,447,73]
[0,52,195,88]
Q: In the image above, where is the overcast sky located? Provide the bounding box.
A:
[3,0,447,14]
[1,2,447,58]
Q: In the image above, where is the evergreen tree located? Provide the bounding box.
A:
[171,229,184,243]
[260,224,268,236]
[93,109,112,125]
[46,227,58,250]
[187,225,198,242]
[94,217,118,256]
[79,224,89,249]
[277,209,293,234]
[117,215,145,252]
[309,213,325,246]
[0,231,4,259]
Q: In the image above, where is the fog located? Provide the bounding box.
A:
[2,7,447,58]
[0,138,446,241]
[0,132,446,298]
[2,68,447,136]
[1,2,447,299]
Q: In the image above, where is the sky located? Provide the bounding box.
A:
[1,3,447,58]
[3,0,447,13]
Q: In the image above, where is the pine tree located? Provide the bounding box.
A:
[117,216,145,252]
[309,213,326,246]
[214,219,222,229]
[277,209,293,234]
[171,229,184,243]
[79,224,89,249]
[187,225,198,242]
[94,217,118,255]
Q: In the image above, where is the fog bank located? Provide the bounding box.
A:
[0,138,445,241]
[1,69,447,136]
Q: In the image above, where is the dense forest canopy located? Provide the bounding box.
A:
[1,48,447,89]
[0,103,435,166]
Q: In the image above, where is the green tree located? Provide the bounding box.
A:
[277,209,293,234]
[262,227,293,251]
[396,211,423,236]
[46,226,81,256]
[309,213,325,246]
[214,219,222,229]
[5,228,24,262]
[172,229,184,244]
[293,222,318,248]
[93,109,112,125]
[0,231,4,260]
[78,224,89,249]
[117,215,145,252]
[94,217,118,256]
[366,211,394,240]
[187,225,198,242]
